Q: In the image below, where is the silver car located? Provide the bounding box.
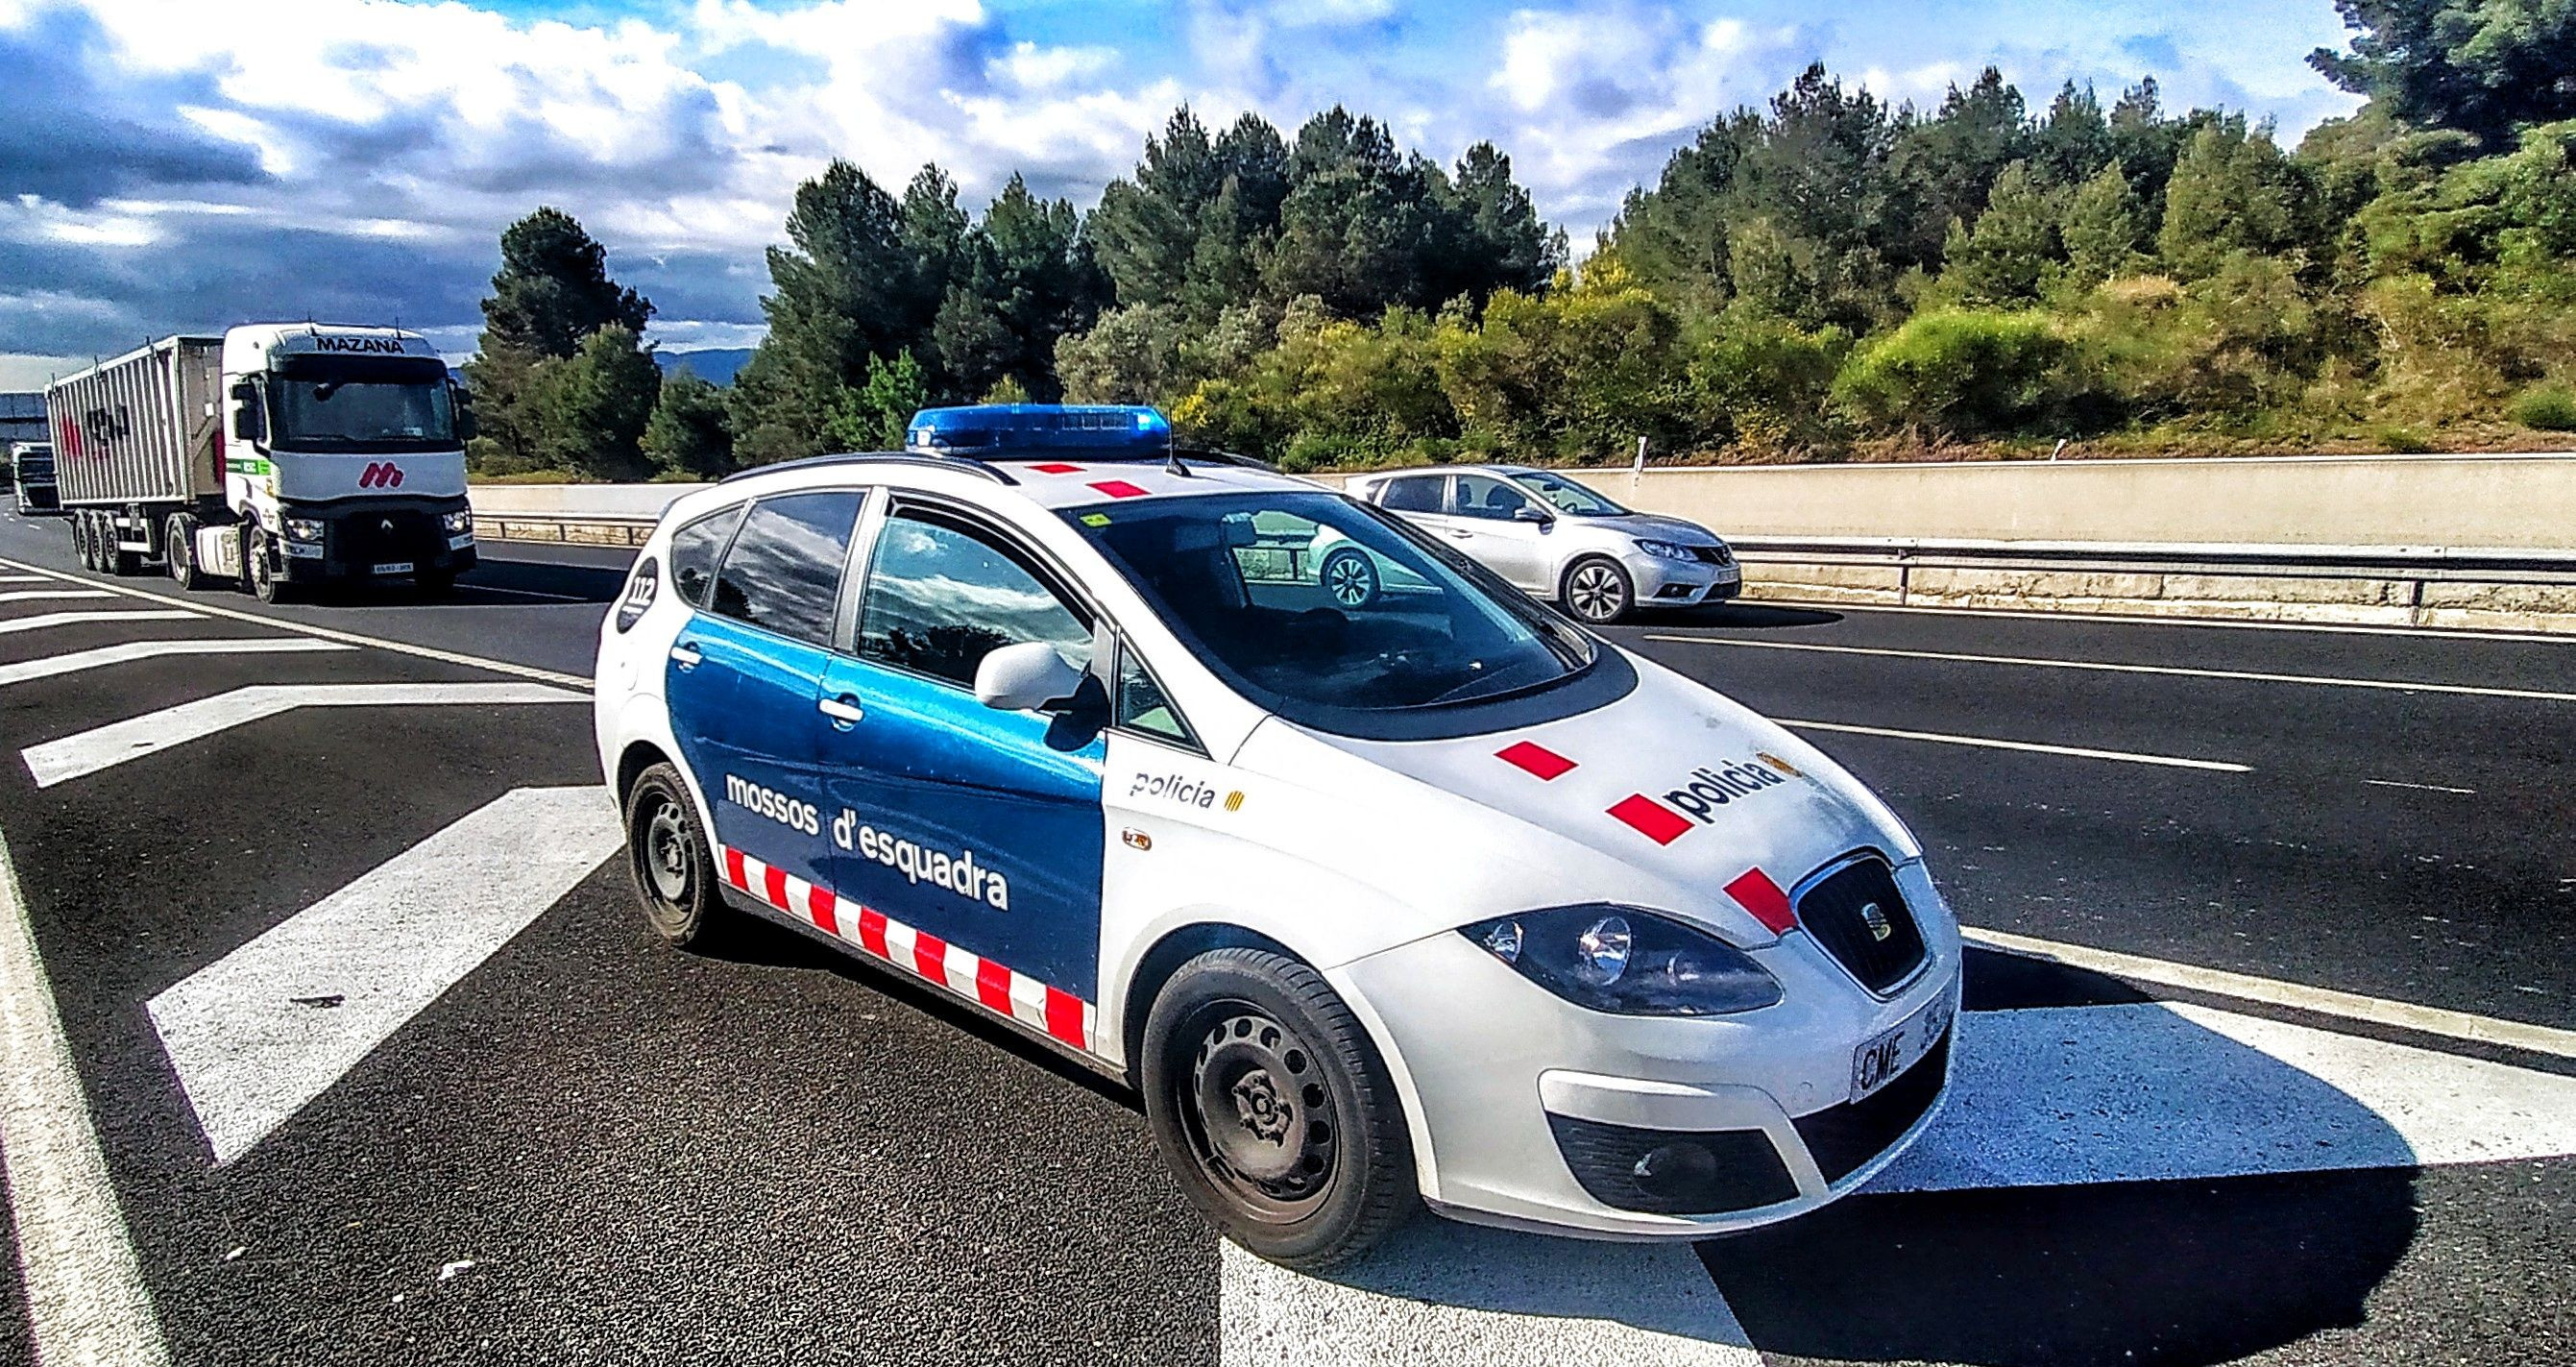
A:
[1343,465,1740,624]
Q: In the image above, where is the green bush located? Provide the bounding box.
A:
[1831,310,2071,438]
[2509,381,2576,431]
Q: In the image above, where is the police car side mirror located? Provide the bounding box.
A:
[976,642,1086,714]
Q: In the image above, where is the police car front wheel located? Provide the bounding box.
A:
[623,763,729,947]
[1141,947,1416,1271]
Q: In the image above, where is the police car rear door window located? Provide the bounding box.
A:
[669,502,748,608]
[710,492,864,647]
[856,503,1092,689]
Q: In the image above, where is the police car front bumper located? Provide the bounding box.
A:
[1332,872,1960,1239]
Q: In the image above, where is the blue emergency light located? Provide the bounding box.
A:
[906,403,1173,458]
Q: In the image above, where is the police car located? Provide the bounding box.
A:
[593,404,1961,1270]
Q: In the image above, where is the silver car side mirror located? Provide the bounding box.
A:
[1512,504,1554,525]
[975,642,1086,713]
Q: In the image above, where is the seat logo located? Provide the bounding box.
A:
[358,462,405,489]
[1859,901,1894,942]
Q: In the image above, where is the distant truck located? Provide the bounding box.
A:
[8,441,56,513]
[43,325,476,600]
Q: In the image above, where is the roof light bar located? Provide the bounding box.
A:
[907,403,1173,458]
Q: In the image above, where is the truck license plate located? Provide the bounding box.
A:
[1850,983,1955,1103]
[372,561,414,575]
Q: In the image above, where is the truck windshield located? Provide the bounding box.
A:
[270,369,455,452]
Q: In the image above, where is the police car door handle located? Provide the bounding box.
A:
[669,642,702,671]
[818,695,865,726]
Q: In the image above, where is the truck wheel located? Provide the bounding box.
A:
[1140,947,1417,1272]
[71,513,95,571]
[106,516,140,576]
[622,763,731,949]
[165,514,207,590]
[245,528,293,604]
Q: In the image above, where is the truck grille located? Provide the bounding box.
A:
[336,509,442,562]
[1796,856,1926,994]
[1544,1114,1800,1215]
[1792,1032,1950,1183]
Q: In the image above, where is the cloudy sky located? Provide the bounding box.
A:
[0,0,2365,386]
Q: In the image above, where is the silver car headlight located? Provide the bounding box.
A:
[443,509,474,534]
[283,517,325,543]
[1634,539,1698,562]
[1461,905,1783,1016]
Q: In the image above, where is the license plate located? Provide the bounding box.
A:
[1850,983,1956,1103]
[372,561,413,575]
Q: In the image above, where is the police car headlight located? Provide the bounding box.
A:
[283,517,325,543]
[1462,906,1782,1016]
[442,509,473,534]
[1635,540,1696,562]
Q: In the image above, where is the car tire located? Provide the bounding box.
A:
[622,762,731,950]
[1561,555,1634,625]
[245,527,292,603]
[165,514,207,590]
[1319,547,1380,609]
[1141,946,1416,1271]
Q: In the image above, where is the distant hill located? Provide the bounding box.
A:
[655,348,754,385]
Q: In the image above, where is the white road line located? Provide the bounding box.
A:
[0,590,111,605]
[1965,926,2576,1059]
[1222,1223,1758,1366]
[0,813,173,1366]
[1875,1001,2576,1192]
[1777,718,2252,772]
[1643,634,2576,703]
[0,639,352,689]
[22,682,585,788]
[0,610,197,637]
[0,557,591,690]
[1731,597,2576,647]
[0,574,52,583]
[147,785,623,1165]
[2364,777,2478,795]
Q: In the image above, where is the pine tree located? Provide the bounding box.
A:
[642,370,734,479]
[1943,160,2063,305]
[2062,163,2147,285]
[466,207,652,469]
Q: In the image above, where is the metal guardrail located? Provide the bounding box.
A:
[1724,536,2576,585]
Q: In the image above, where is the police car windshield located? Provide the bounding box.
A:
[1066,492,1595,723]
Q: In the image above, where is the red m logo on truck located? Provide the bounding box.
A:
[358,462,405,489]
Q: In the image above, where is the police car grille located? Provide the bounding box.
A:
[1792,1032,1950,1184]
[1795,857,1926,994]
[1543,1114,1800,1215]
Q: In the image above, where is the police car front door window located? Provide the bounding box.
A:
[855,507,1092,690]
[668,502,747,608]
[708,491,863,647]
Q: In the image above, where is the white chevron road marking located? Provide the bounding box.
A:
[0,638,350,690]
[146,785,623,1165]
[0,609,198,636]
[21,681,584,787]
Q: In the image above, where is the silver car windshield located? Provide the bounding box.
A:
[1509,471,1630,517]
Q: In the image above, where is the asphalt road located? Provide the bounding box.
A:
[0,501,2567,1367]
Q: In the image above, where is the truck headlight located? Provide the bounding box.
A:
[443,509,473,534]
[283,517,324,543]
[1461,905,1783,1016]
[1634,540,1697,562]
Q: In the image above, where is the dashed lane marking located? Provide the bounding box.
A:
[2363,777,2478,795]
[0,609,197,637]
[0,590,111,605]
[1777,718,2252,772]
[1643,634,2576,703]
[0,805,173,1366]
[1876,1001,2576,1192]
[147,785,623,1164]
[0,556,591,689]
[1966,926,2576,1059]
[0,638,352,689]
[22,681,586,788]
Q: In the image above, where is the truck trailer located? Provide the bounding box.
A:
[44,325,476,600]
[7,441,56,513]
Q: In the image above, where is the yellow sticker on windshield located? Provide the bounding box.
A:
[1081,513,1112,527]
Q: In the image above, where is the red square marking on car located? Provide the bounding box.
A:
[1608,794,1691,845]
[1723,867,1797,934]
[1089,479,1150,500]
[1029,462,1083,475]
[1496,742,1576,780]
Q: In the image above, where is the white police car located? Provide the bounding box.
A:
[594,404,1961,1270]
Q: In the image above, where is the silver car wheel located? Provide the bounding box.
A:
[1322,549,1379,608]
[1566,561,1628,623]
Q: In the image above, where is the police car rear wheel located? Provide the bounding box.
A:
[624,764,726,947]
[1143,948,1415,1271]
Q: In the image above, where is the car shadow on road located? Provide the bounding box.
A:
[1628,602,1844,630]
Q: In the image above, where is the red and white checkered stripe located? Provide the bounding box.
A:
[717,844,1099,1055]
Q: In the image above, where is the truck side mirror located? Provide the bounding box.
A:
[231,396,264,444]
[450,379,476,442]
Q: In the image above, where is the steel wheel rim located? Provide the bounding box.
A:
[1178,1004,1340,1223]
[1569,565,1623,620]
[1324,553,1374,607]
[634,792,695,909]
